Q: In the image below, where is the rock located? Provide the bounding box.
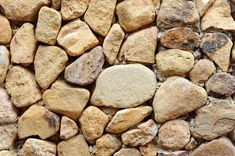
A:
[57,19,99,56]
[10,23,37,65]
[22,138,56,156]
[185,137,197,151]
[157,151,188,156]
[0,46,9,84]
[0,151,16,156]
[189,59,215,83]
[229,128,235,142]
[201,0,235,32]
[0,123,17,150]
[106,106,152,133]
[190,137,235,156]
[34,45,68,90]
[61,0,89,20]
[114,148,141,156]
[193,99,235,140]
[43,80,90,120]
[195,0,215,17]
[64,46,104,86]
[36,6,61,45]
[232,43,235,63]
[153,77,207,123]
[118,26,157,64]
[84,0,116,36]
[160,27,199,50]
[79,106,109,143]
[156,49,194,77]
[121,119,157,147]
[103,24,125,65]
[116,0,155,32]
[52,0,61,10]
[5,66,42,108]
[139,143,157,156]
[0,15,12,44]
[91,64,157,108]
[18,104,60,139]
[157,0,199,29]
[60,116,78,140]
[200,32,232,71]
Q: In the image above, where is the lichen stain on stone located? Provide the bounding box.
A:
[43,111,57,129]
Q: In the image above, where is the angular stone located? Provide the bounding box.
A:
[156,49,194,77]
[139,143,156,156]
[64,46,104,86]
[114,148,141,156]
[0,151,16,156]
[0,123,17,150]
[34,45,68,90]
[185,137,197,151]
[0,15,12,44]
[18,105,60,139]
[106,106,152,133]
[157,151,188,156]
[195,0,215,17]
[5,66,42,108]
[0,46,9,84]
[116,0,155,32]
[90,64,157,108]
[60,116,78,140]
[153,77,207,123]
[57,19,99,56]
[36,6,61,45]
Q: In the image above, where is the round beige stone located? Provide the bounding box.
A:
[0,45,10,84]
[0,15,12,44]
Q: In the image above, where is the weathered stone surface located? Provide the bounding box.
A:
[60,116,78,140]
[106,106,152,133]
[195,0,215,17]
[90,64,157,108]
[43,80,90,120]
[114,148,141,156]
[57,19,99,56]
[185,137,197,151]
[0,46,9,84]
[5,66,41,108]
[10,23,37,65]
[116,0,155,32]
[156,49,194,76]
[0,150,16,156]
[118,27,157,64]
[65,46,104,86]
[36,6,61,45]
[157,151,188,156]
[34,45,68,90]
[0,123,17,150]
[232,43,235,63]
[139,143,157,156]
[0,15,12,44]
[18,105,60,139]
[153,77,207,123]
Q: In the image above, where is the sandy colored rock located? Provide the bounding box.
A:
[0,15,12,44]
[60,116,78,140]
[57,19,99,56]
[43,80,90,120]
[18,104,60,139]
[0,46,9,84]
[34,45,68,90]
[185,137,197,151]
[52,0,61,10]
[0,123,17,150]
[106,106,152,133]
[36,6,61,45]
[114,148,141,156]
[5,66,41,108]
[156,49,194,77]
[116,0,155,32]
[90,64,157,108]
[139,143,157,156]
[153,77,207,123]
[64,46,104,86]
[118,26,157,64]
[195,0,215,16]
[0,150,16,156]
[157,151,188,156]
[10,23,37,65]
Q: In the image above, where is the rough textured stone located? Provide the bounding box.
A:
[114,148,141,156]
[0,151,16,156]
[0,46,9,84]
[185,137,197,151]
[196,0,215,17]
[0,15,12,44]
[60,116,78,140]
[157,151,188,156]
[65,46,104,86]
[57,19,99,56]
[90,64,157,108]
[153,77,207,123]
[0,123,17,150]
[232,42,235,63]
[139,143,157,156]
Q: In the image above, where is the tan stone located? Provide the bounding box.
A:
[232,43,235,63]
[60,116,78,140]
[139,143,157,156]
[0,15,12,44]
[52,0,61,10]
[114,148,141,156]
[0,150,17,156]
[195,0,215,16]
[185,137,197,151]
[0,123,17,150]
[0,46,9,84]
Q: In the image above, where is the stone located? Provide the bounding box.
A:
[61,0,89,20]
[232,43,235,63]
[157,151,188,156]
[114,148,141,156]
[64,46,104,86]
[57,19,99,56]
[0,46,9,84]
[103,24,125,65]
[84,0,116,36]
[18,104,60,139]
[116,0,155,32]
[36,6,61,45]
[193,99,235,140]
[153,77,207,123]
[0,151,16,156]
[156,49,194,77]
[139,143,157,156]
[0,15,12,44]
[195,0,215,16]
[52,0,61,10]
[118,26,157,64]
[185,137,197,151]
[10,23,37,65]
[58,135,90,156]
[5,66,42,108]
[43,80,90,120]
[158,119,190,150]
[106,106,152,133]
[90,64,157,108]
[34,45,68,90]
[160,27,199,50]
[60,116,78,140]
[157,0,199,29]
[0,123,17,150]
[189,59,215,83]
[121,119,157,147]
[200,32,232,72]
[22,138,56,156]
